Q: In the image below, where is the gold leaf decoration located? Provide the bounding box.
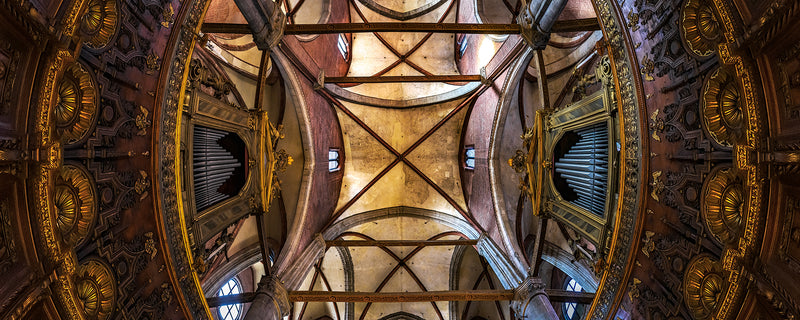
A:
[75,259,116,320]
[54,63,97,145]
[80,0,118,49]
[55,164,97,246]
[702,67,744,146]
[701,167,744,244]
[683,255,726,319]
[681,0,722,57]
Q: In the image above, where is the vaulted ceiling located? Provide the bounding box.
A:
[1,0,799,319]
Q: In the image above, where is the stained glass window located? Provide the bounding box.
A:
[465,147,475,169]
[218,277,243,320]
[563,278,583,319]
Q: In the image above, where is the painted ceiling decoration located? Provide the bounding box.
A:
[1,0,799,320]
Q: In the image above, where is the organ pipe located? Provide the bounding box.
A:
[553,124,609,216]
[193,126,245,212]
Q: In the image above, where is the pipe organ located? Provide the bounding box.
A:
[193,126,247,212]
[553,124,609,216]
[526,56,618,253]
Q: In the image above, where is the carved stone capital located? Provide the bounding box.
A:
[517,9,551,50]
[233,0,286,50]
[245,275,290,319]
[253,10,286,50]
[511,276,556,319]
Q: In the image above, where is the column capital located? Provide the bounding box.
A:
[244,275,290,320]
[232,0,286,50]
[517,9,551,50]
[511,276,559,320]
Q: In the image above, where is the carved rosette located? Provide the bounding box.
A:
[702,67,744,146]
[80,0,118,49]
[701,167,744,244]
[681,0,722,57]
[75,259,117,320]
[683,255,726,320]
[54,63,98,145]
[55,164,97,246]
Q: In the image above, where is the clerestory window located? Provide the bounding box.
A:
[217,277,243,320]
[465,146,475,170]
[563,278,583,320]
[328,149,340,172]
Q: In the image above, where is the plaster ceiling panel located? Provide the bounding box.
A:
[359,271,443,320]
[347,245,399,291]
[557,0,597,20]
[345,1,465,101]
[347,33,399,77]
[475,0,514,24]
[267,80,306,243]
[367,0,442,15]
[335,108,397,213]
[227,215,258,256]
[352,0,453,23]
[345,33,462,100]
[349,216,457,257]
[342,79,463,101]
[495,88,525,243]
[292,248,347,318]
[337,163,462,220]
[287,0,329,24]
[456,246,483,288]
[203,0,247,24]
[404,33,460,75]
[343,100,460,152]
[404,107,468,210]
[320,247,347,291]
[404,242,457,290]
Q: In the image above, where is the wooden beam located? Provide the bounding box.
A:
[288,290,515,302]
[207,289,594,306]
[531,218,548,276]
[206,293,257,307]
[201,19,599,35]
[551,18,601,33]
[201,23,520,34]
[325,75,482,84]
[326,239,477,248]
[544,289,595,304]
[255,212,272,277]
[534,49,550,110]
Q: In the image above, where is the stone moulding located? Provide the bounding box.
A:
[355,0,450,21]
[583,0,647,319]
[155,0,215,318]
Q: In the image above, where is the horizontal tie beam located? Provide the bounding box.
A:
[289,290,515,302]
[201,19,600,35]
[325,239,478,247]
[206,293,257,307]
[545,289,595,304]
[325,75,482,84]
[205,289,594,306]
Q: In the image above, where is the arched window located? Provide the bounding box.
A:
[337,34,349,60]
[465,146,476,169]
[217,277,243,320]
[563,278,583,320]
[328,149,340,172]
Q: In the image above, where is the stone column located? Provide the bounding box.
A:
[517,0,570,49]
[242,276,290,320]
[232,0,286,50]
[511,276,560,320]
